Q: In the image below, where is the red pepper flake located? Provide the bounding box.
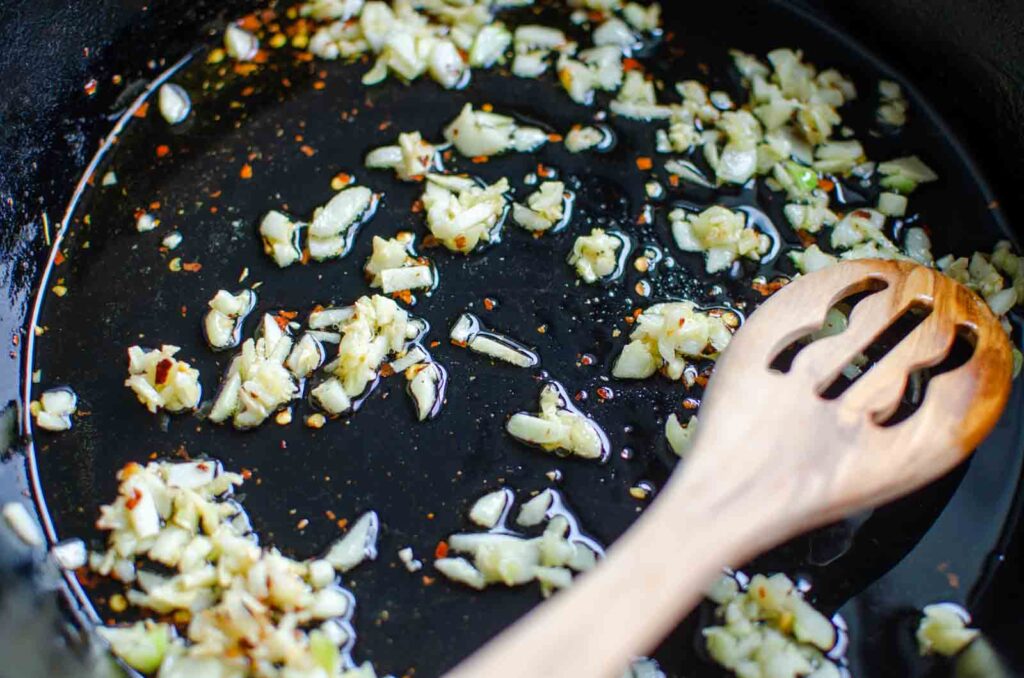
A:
[668,175,680,187]
[240,468,253,480]
[817,178,835,192]
[240,163,254,179]
[596,387,614,401]
[149,200,161,210]
[853,209,872,219]
[547,133,564,143]
[682,397,700,410]
[482,298,496,311]
[481,103,493,112]
[392,289,413,304]
[751,278,789,296]
[635,156,653,171]
[240,85,256,97]
[379,364,395,378]
[84,78,98,96]
[337,518,349,530]
[537,163,554,178]
[133,102,149,118]
[125,488,143,510]
[53,250,66,266]
[300,144,316,157]
[325,509,336,520]
[233,63,259,77]
[434,541,449,559]
[422,575,436,586]
[429,340,440,348]
[378,121,393,131]
[451,339,468,348]
[623,58,643,72]
[580,354,595,366]
[154,358,173,385]
[411,200,425,214]
[210,206,219,214]
[238,14,261,31]
[470,155,489,164]
[156,144,171,158]
[180,305,188,317]
[795,230,817,248]
[252,50,269,64]
[313,80,326,90]
[182,261,202,272]
[453,235,468,250]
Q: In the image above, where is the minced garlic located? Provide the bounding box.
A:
[203,289,256,351]
[449,312,539,367]
[364,234,434,293]
[613,302,733,380]
[916,603,979,657]
[422,173,509,253]
[30,386,78,432]
[564,125,606,153]
[125,345,202,413]
[208,314,299,428]
[259,210,303,268]
[506,382,607,460]
[568,228,624,283]
[443,104,547,158]
[365,131,437,181]
[308,184,377,261]
[513,181,569,233]
[670,205,770,274]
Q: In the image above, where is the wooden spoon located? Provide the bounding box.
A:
[445,259,1013,678]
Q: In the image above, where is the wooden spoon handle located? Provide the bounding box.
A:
[444,455,774,678]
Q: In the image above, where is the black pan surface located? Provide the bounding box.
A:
[20,1,1024,676]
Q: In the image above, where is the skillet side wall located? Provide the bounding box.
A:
[0,0,1021,674]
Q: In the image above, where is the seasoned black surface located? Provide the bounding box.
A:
[7,1,1024,677]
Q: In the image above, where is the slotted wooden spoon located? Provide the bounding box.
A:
[445,259,1013,678]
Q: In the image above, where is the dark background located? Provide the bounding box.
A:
[0,0,1022,675]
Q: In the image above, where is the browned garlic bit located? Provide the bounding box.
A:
[435,488,603,597]
[310,295,424,416]
[506,382,608,460]
[203,289,257,350]
[449,312,539,367]
[259,210,303,268]
[364,234,435,294]
[512,181,571,233]
[704,572,841,677]
[670,205,770,274]
[613,302,734,380]
[30,386,78,432]
[89,460,384,678]
[125,345,202,413]
[568,228,626,283]
[422,173,509,253]
[365,131,438,181]
[208,314,299,429]
[443,104,547,158]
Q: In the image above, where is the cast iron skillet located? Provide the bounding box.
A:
[1,1,1023,677]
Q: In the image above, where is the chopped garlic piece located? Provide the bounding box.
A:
[513,181,568,232]
[365,131,437,180]
[622,2,662,32]
[670,205,770,274]
[877,192,908,217]
[136,212,158,233]
[209,314,298,428]
[443,104,546,158]
[557,46,623,105]
[610,70,671,120]
[568,228,624,283]
[449,312,538,367]
[423,174,509,253]
[325,511,379,572]
[315,295,422,413]
[877,79,908,127]
[878,155,938,193]
[286,333,326,378]
[224,23,259,61]
[593,18,637,48]
[917,603,979,657]
[406,361,446,421]
[125,345,202,413]
[469,489,512,528]
[506,382,607,460]
[398,547,423,573]
[665,413,696,457]
[309,185,376,261]
[564,125,605,153]
[30,386,77,432]
[703,572,840,677]
[516,490,554,527]
[203,289,256,350]
[157,83,191,125]
[51,538,88,570]
[259,210,303,268]
[790,244,838,274]
[613,302,733,380]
